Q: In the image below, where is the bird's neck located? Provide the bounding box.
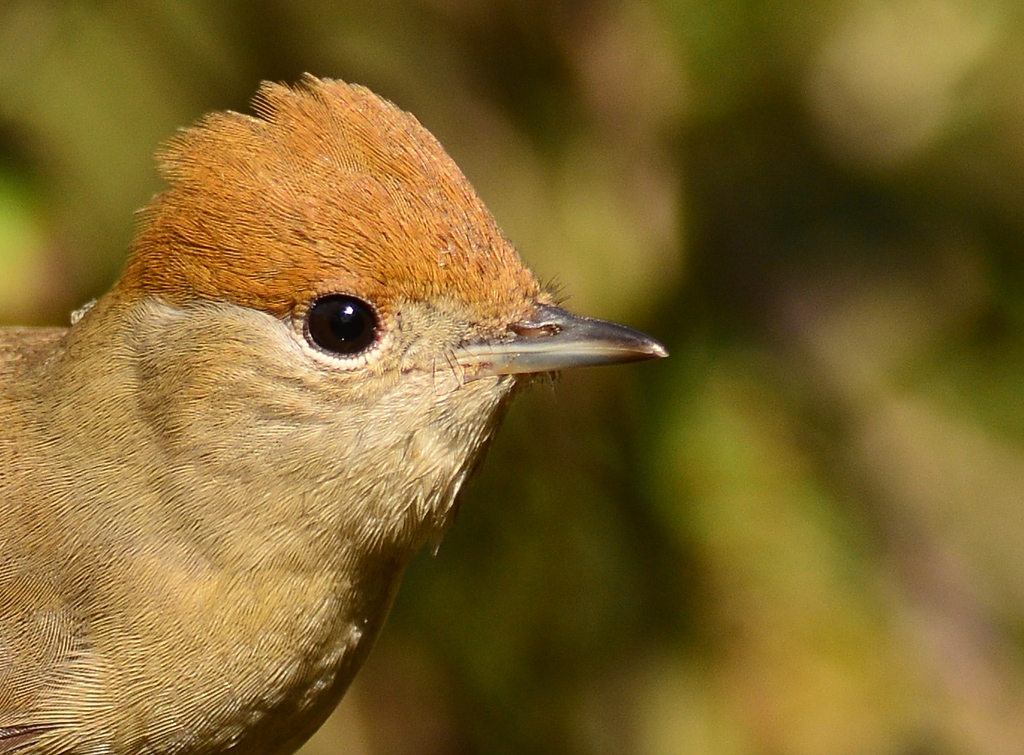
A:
[23,316,411,753]
[25,293,511,753]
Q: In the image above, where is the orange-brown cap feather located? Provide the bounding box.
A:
[118,75,541,328]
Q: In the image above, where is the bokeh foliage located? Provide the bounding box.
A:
[3,0,1024,752]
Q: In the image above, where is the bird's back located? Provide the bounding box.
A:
[0,326,98,754]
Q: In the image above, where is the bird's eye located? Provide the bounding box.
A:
[305,295,378,356]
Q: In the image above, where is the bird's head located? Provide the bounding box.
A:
[74,75,664,550]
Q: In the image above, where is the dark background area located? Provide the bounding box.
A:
[3,1,1024,753]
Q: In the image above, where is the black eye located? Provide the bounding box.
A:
[306,295,378,356]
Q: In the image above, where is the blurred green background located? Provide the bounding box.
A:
[3,0,1024,752]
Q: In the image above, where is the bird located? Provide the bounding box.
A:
[0,75,666,755]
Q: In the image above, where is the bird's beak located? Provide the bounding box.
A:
[457,304,668,379]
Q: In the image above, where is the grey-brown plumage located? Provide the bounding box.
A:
[0,77,665,755]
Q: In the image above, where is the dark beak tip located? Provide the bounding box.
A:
[643,339,669,360]
[626,342,668,365]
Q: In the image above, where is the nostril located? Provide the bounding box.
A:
[509,322,560,338]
